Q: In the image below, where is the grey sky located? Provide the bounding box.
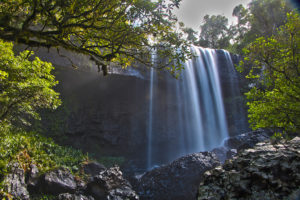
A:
[174,0,252,30]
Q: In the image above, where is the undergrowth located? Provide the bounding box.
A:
[0,129,88,177]
[0,127,126,199]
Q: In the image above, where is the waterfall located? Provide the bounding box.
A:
[175,47,228,154]
[147,51,157,170]
[147,67,154,170]
[145,46,236,170]
[222,50,249,134]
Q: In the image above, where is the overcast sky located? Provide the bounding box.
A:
[174,0,252,30]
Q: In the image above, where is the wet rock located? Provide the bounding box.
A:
[82,161,106,177]
[212,129,271,163]
[3,162,30,200]
[75,178,87,193]
[211,146,228,163]
[57,193,94,200]
[42,168,77,195]
[86,166,139,200]
[136,152,220,200]
[27,164,39,191]
[198,137,300,200]
[224,129,271,151]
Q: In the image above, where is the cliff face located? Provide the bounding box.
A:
[37,67,151,158]
[29,47,249,169]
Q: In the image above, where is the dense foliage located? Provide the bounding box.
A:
[0,128,85,199]
[197,15,230,49]
[0,128,86,177]
[0,40,60,128]
[232,0,293,53]
[182,0,294,52]
[238,12,300,134]
[0,0,191,76]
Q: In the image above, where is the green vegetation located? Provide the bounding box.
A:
[0,0,191,76]
[232,0,293,53]
[0,40,61,128]
[0,127,94,199]
[238,11,300,135]
[181,0,293,52]
[197,15,231,49]
[0,128,87,176]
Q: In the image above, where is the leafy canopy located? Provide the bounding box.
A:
[198,14,231,49]
[231,0,293,53]
[0,39,61,127]
[238,11,300,134]
[0,0,190,76]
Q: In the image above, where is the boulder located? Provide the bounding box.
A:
[86,166,139,200]
[212,129,271,163]
[27,164,39,192]
[136,152,220,200]
[82,161,106,177]
[42,168,77,195]
[211,146,229,163]
[57,193,94,200]
[198,137,300,200]
[3,162,30,200]
[224,129,271,151]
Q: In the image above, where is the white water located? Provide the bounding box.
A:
[147,51,156,170]
[146,46,230,169]
[177,47,228,153]
[222,50,248,133]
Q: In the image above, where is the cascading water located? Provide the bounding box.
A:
[222,50,249,134]
[147,67,154,170]
[176,47,228,154]
[146,46,231,169]
[147,51,157,170]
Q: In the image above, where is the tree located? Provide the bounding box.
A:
[198,15,231,49]
[248,0,293,38]
[0,39,61,127]
[0,0,190,76]
[232,0,294,53]
[232,4,249,37]
[238,11,300,134]
[182,27,198,45]
[230,4,250,53]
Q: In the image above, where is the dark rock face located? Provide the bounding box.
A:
[27,164,39,191]
[87,166,139,200]
[57,193,95,200]
[82,161,106,177]
[136,152,220,200]
[198,137,300,200]
[42,168,77,195]
[224,129,271,150]
[3,162,30,200]
[37,67,151,164]
[212,129,271,163]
